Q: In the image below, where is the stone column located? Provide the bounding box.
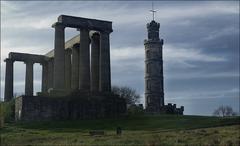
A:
[4,58,14,101]
[91,32,100,92]
[52,22,65,90]
[47,58,54,90]
[71,43,79,90]
[79,28,90,90]
[65,48,71,89]
[99,31,111,92]
[41,61,48,92]
[25,61,34,96]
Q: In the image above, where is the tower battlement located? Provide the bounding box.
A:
[147,20,160,41]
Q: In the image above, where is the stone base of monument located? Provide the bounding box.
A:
[145,103,184,115]
[15,92,126,121]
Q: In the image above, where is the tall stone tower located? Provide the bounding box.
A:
[144,20,164,113]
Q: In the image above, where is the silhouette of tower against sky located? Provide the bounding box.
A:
[144,5,164,113]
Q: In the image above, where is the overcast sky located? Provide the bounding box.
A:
[1,1,239,115]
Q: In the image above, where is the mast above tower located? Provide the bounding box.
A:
[150,2,157,21]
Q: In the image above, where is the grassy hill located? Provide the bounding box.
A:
[1,115,239,146]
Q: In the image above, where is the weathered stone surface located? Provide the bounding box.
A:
[79,28,90,90]
[8,52,48,63]
[144,20,184,115]
[41,62,48,92]
[4,58,14,101]
[65,48,71,89]
[71,44,79,90]
[144,20,164,113]
[52,22,65,90]
[91,32,100,92]
[15,93,126,121]
[45,35,80,58]
[25,61,34,96]
[99,31,111,92]
[47,58,54,90]
[6,15,120,121]
[4,52,50,101]
[58,15,112,32]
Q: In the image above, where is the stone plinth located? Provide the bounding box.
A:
[15,93,126,121]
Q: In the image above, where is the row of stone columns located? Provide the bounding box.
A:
[4,58,48,101]
[52,22,111,93]
[4,23,112,101]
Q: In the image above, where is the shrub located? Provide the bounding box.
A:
[0,99,15,122]
[127,104,144,115]
[112,86,141,104]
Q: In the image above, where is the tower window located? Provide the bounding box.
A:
[147,51,150,58]
[147,96,151,104]
[147,80,151,90]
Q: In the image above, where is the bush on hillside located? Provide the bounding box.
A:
[112,85,141,104]
[127,104,144,115]
[0,99,15,122]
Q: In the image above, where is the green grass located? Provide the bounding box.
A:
[1,115,239,146]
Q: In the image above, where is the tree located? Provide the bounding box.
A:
[213,105,237,117]
[112,86,141,104]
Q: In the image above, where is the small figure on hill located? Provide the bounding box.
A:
[116,126,122,135]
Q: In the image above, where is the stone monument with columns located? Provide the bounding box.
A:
[4,15,126,121]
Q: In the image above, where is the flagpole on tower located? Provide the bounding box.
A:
[150,2,157,21]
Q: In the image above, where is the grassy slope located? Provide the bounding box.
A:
[1,115,239,146]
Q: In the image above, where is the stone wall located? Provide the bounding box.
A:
[15,93,126,121]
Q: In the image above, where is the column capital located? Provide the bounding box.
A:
[65,48,72,53]
[91,32,100,39]
[72,43,80,49]
[52,22,65,29]
[4,58,14,63]
[78,28,91,44]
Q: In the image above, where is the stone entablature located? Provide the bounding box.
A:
[58,15,112,32]
[8,52,49,63]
